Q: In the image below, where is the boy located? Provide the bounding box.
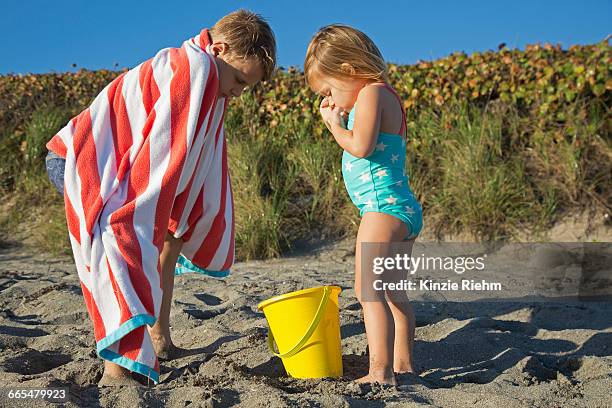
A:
[45,9,276,386]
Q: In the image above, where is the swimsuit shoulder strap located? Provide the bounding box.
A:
[368,82,407,139]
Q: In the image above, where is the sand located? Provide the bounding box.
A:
[0,238,610,407]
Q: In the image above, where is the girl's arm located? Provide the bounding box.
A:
[326,85,383,158]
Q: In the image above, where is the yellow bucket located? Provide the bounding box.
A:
[257,286,343,378]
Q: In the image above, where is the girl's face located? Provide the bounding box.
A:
[309,71,368,111]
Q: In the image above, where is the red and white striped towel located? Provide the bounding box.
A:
[46,29,234,383]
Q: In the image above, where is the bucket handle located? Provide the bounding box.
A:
[267,286,331,359]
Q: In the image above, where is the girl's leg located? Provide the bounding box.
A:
[149,232,183,358]
[385,238,417,374]
[355,212,408,385]
[100,232,182,385]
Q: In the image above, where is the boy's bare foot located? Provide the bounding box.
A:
[150,334,186,360]
[99,362,142,387]
[356,371,397,386]
[98,374,142,387]
[157,342,187,360]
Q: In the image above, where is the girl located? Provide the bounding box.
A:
[304,24,423,385]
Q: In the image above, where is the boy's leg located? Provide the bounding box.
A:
[355,212,408,385]
[149,232,183,358]
[384,238,417,374]
[45,151,66,196]
[100,232,182,385]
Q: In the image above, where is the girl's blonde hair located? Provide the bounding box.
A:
[304,24,387,86]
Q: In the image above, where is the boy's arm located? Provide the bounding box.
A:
[327,86,382,158]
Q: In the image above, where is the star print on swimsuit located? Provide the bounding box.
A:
[386,196,398,205]
[359,172,371,182]
[375,142,387,152]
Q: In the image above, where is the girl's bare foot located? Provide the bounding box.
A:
[395,369,417,376]
[355,369,397,386]
[394,361,418,375]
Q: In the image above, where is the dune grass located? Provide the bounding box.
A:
[0,96,609,258]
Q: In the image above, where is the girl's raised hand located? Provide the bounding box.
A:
[319,97,333,131]
[320,97,346,131]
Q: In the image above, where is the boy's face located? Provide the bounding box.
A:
[211,42,264,99]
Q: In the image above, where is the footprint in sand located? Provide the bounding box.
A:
[1,348,72,375]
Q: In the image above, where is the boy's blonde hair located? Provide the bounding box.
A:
[304,24,387,85]
[211,9,277,81]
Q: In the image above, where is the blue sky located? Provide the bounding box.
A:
[1,0,610,74]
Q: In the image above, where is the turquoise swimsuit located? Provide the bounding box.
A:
[341,84,423,239]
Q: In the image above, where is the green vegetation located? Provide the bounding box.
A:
[0,40,610,258]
